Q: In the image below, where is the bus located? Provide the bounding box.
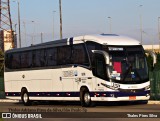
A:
[4,34,157,107]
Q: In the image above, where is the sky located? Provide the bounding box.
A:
[10,0,160,47]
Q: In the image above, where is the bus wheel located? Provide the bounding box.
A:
[143,100,148,104]
[80,88,92,107]
[21,89,31,106]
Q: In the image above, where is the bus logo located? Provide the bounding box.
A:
[2,113,11,118]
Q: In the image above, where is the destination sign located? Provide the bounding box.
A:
[108,47,124,51]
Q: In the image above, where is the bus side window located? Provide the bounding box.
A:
[86,44,95,65]
[86,41,102,66]
[27,51,32,68]
[46,48,57,66]
[5,53,13,69]
[20,52,30,68]
[31,50,43,68]
[12,53,20,69]
[57,46,71,65]
[32,51,36,67]
[72,44,89,66]
[40,49,46,67]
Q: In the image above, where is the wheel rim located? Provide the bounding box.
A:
[23,93,28,103]
[84,92,91,105]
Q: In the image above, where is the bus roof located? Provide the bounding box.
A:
[74,34,141,45]
[6,34,140,53]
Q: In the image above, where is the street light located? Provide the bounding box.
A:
[139,5,143,44]
[14,23,17,48]
[53,11,56,41]
[31,21,35,45]
[158,17,160,51]
[13,0,21,48]
[23,21,27,47]
[108,17,112,34]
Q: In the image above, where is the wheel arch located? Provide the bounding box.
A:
[21,87,28,96]
[80,86,89,92]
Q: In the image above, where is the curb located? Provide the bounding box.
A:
[148,100,160,104]
[0,99,160,104]
[0,99,19,103]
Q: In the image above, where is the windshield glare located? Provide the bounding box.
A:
[105,46,148,83]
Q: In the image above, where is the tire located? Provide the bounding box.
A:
[80,88,95,107]
[140,100,148,104]
[21,89,31,106]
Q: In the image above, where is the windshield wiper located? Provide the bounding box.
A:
[122,65,132,81]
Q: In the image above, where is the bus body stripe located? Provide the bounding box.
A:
[5,90,150,97]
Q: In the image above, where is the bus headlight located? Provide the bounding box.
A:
[145,85,150,90]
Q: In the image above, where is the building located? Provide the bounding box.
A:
[143,45,160,53]
[0,30,17,51]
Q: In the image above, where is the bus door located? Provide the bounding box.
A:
[92,50,110,90]
[93,54,107,80]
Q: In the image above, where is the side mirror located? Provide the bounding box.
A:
[92,50,110,64]
[145,50,157,67]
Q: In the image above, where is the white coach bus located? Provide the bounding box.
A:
[4,34,156,107]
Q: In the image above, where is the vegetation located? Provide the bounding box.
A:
[146,53,160,71]
[0,50,4,77]
[0,118,4,121]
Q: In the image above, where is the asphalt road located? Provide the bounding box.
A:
[0,101,160,121]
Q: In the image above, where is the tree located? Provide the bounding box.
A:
[146,53,160,71]
[154,53,160,71]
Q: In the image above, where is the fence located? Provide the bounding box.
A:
[0,77,5,99]
[150,71,160,100]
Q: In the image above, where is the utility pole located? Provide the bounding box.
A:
[0,0,14,74]
[17,1,21,48]
[108,17,112,34]
[23,21,26,47]
[0,0,15,50]
[158,17,160,51]
[59,0,63,39]
[53,11,56,41]
[139,5,143,44]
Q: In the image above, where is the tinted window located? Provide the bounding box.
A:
[72,44,89,66]
[46,48,57,66]
[12,53,20,69]
[20,52,30,68]
[86,41,102,64]
[32,50,41,67]
[57,46,71,65]
[5,53,12,69]
[94,54,106,80]
[39,49,46,67]
[5,44,90,70]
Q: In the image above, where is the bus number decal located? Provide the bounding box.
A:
[62,70,78,77]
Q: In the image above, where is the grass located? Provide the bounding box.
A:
[0,91,5,99]
[0,118,4,121]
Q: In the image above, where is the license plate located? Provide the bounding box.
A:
[129,96,136,100]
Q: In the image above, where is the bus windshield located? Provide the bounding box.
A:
[104,46,148,83]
